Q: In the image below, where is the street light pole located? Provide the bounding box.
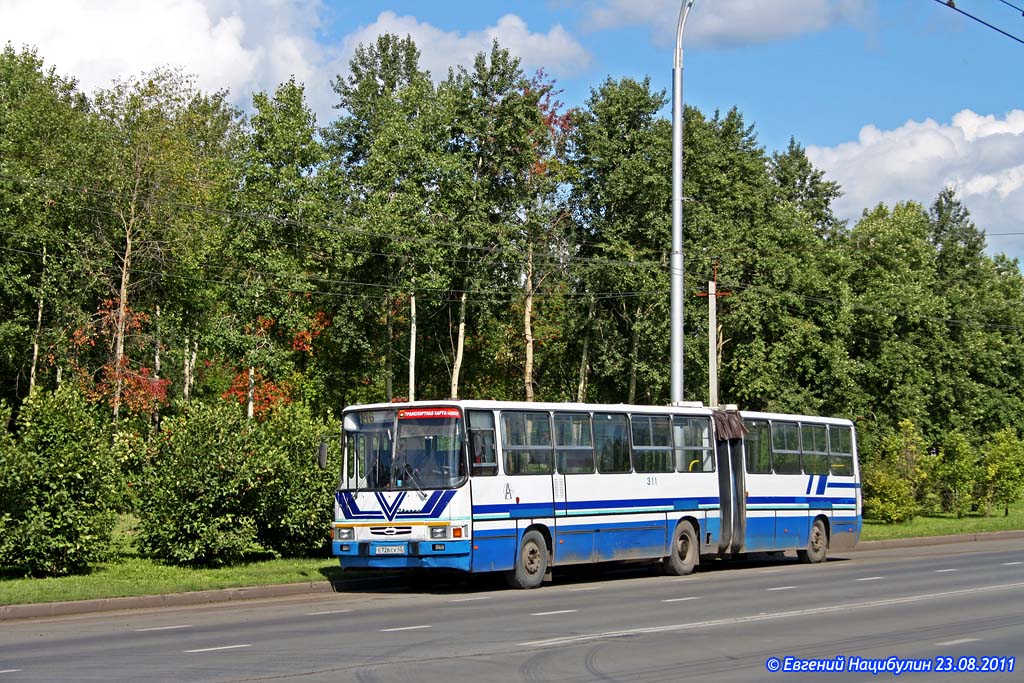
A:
[670,0,694,405]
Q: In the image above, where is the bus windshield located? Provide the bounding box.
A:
[344,407,466,491]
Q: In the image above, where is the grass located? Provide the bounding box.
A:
[3,502,1023,607]
[0,515,345,607]
[861,498,1024,541]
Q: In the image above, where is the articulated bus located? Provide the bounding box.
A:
[320,400,861,588]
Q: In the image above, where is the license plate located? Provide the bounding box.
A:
[375,545,404,555]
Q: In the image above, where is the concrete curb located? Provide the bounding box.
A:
[3,529,1023,621]
[1,581,338,621]
[851,528,1024,551]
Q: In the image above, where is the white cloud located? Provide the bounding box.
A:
[806,110,1024,260]
[1,2,589,127]
[585,0,871,47]
[340,11,591,82]
[0,0,327,104]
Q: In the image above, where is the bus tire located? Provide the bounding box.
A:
[506,530,548,589]
[664,521,698,576]
[798,518,828,564]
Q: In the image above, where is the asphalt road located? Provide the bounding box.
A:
[2,538,1022,682]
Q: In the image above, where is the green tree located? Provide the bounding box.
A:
[88,69,239,425]
[441,42,547,400]
[569,76,671,404]
[222,78,325,417]
[0,45,100,404]
[769,137,842,237]
[325,34,453,402]
[978,428,1024,517]
[843,203,946,437]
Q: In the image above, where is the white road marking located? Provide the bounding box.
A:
[308,609,352,616]
[662,597,701,603]
[135,624,193,632]
[531,610,578,616]
[381,625,432,632]
[936,638,979,646]
[856,576,884,582]
[767,585,797,591]
[520,581,1024,648]
[569,587,600,592]
[0,670,23,674]
[185,644,252,653]
[1003,562,1022,566]
[935,569,958,573]
[450,597,491,602]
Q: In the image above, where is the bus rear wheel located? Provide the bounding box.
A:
[664,521,698,576]
[506,530,548,589]
[798,518,828,564]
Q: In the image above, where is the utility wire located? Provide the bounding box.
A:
[0,172,670,270]
[993,0,1024,16]
[933,0,1024,45]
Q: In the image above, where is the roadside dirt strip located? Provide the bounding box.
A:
[3,529,1023,621]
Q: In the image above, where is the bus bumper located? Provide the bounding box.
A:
[333,539,473,571]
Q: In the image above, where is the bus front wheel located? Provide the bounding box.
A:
[506,530,548,589]
[798,518,828,564]
[664,522,698,576]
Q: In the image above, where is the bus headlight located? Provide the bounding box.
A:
[334,527,354,541]
[430,526,447,540]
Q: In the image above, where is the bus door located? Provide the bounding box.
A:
[712,411,748,555]
[552,412,596,564]
[466,410,516,573]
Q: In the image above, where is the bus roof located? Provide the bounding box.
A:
[340,400,854,426]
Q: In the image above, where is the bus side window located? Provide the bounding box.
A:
[554,412,595,474]
[500,411,553,475]
[594,413,631,473]
[829,425,854,476]
[467,410,498,476]
[631,414,673,473]
[673,416,714,472]
[801,423,829,475]
[771,422,802,474]
[743,420,772,473]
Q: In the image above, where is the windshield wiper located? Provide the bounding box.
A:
[395,459,428,499]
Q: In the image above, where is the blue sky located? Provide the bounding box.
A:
[3,1,1024,258]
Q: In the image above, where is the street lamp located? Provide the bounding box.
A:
[670,0,694,405]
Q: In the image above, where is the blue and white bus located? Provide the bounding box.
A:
[320,400,860,589]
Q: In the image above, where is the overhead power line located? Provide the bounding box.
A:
[933,0,1024,45]
[994,0,1024,16]
[0,172,669,270]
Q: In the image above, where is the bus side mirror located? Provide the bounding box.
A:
[317,441,329,470]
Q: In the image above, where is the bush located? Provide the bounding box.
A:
[861,419,924,523]
[936,432,977,518]
[863,465,917,523]
[978,428,1024,517]
[137,400,333,566]
[250,402,335,557]
[0,388,119,576]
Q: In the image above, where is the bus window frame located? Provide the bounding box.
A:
[801,423,830,475]
[553,412,596,475]
[467,409,499,477]
[630,413,674,474]
[672,415,714,473]
[770,421,802,475]
[593,412,632,474]
[500,410,554,476]
[828,424,855,477]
